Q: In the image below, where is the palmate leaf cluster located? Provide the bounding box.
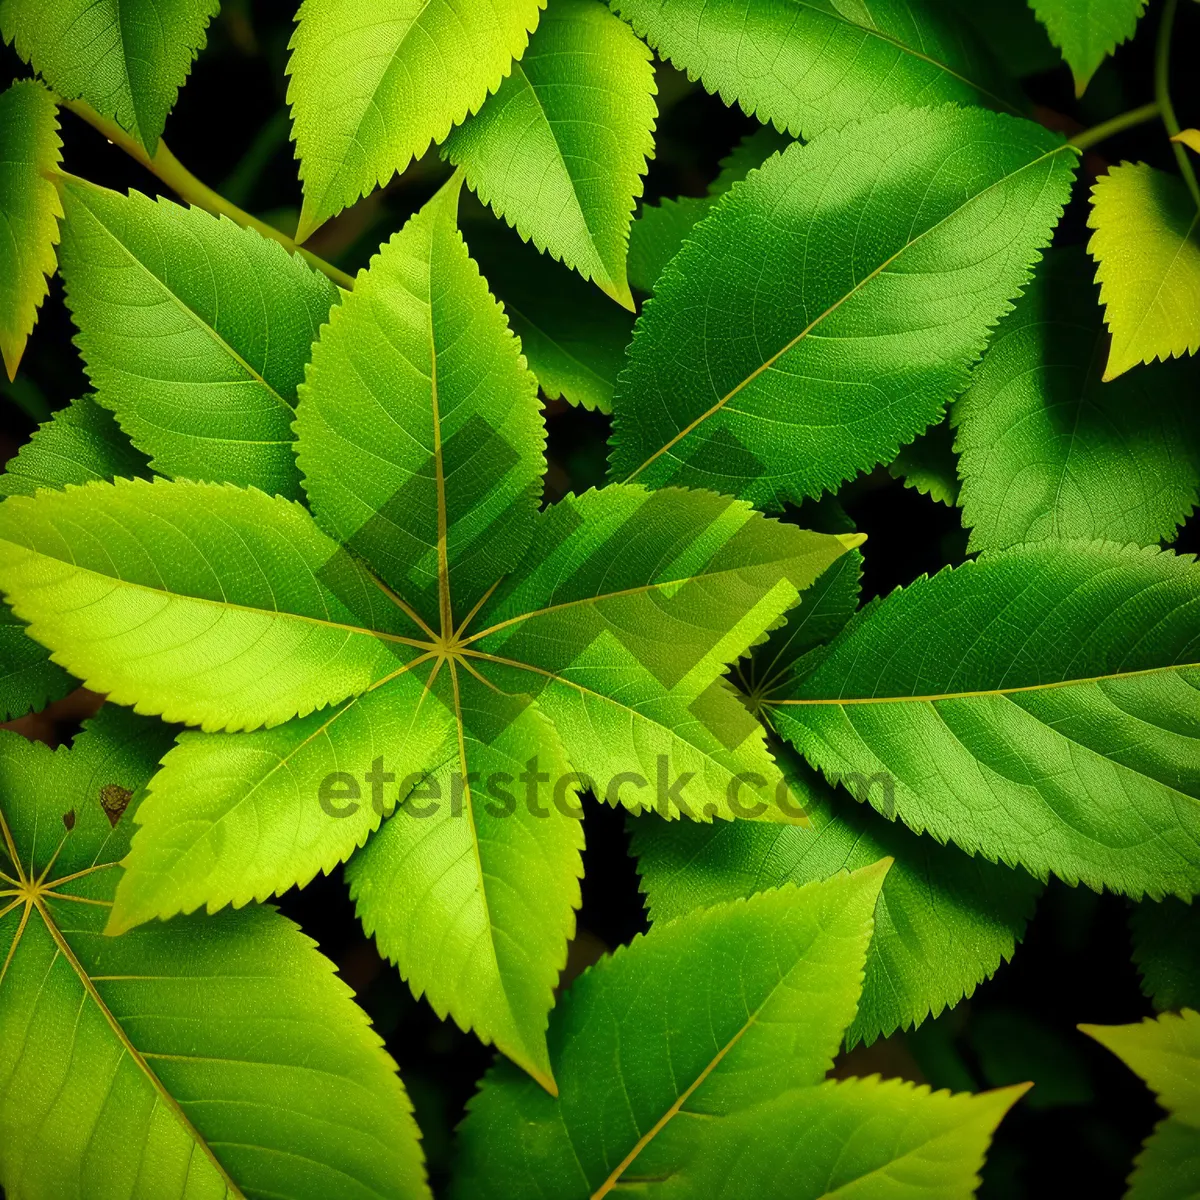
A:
[0,0,1198,1194]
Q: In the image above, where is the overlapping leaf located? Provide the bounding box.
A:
[0,81,61,382]
[287,0,543,241]
[1030,0,1146,94]
[1,0,219,152]
[1088,162,1200,380]
[0,395,151,721]
[1083,1010,1200,1198]
[767,541,1200,900]
[445,0,656,308]
[57,177,341,499]
[609,106,1077,509]
[0,174,855,1086]
[0,706,429,1200]
[451,863,1028,1198]
[633,753,1041,1046]
[607,0,1015,139]
[1131,897,1200,1012]
[956,246,1200,550]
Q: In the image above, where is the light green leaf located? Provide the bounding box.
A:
[444,0,656,309]
[107,673,457,935]
[1088,162,1200,380]
[295,171,546,631]
[633,753,1041,1046]
[0,80,62,381]
[889,419,961,506]
[0,706,430,1200]
[1029,0,1146,95]
[1,0,219,152]
[463,215,635,412]
[58,177,340,500]
[627,124,790,294]
[955,246,1200,549]
[286,0,543,242]
[350,674,583,1094]
[0,394,151,721]
[451,864,1026,1198]
[609,106,1077,509]
[607,0,1015,139]
[0,477,422,733]
[1131,897,1200,1012]
[768,541,1200,899]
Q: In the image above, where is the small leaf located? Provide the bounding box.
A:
[1029,0,1146,95]
[0,80,62,381]
[1088,162,1200,380]
[1174,129,1200,155]
[1,0,219,152]
[445,0,656,308]
[0,707,430,1200]
[286,0,543,241]
[768,541,1200,900]
[956,246,1200,549]
[1131,897,1200,1013]
[889,420,961,507]
[610,107,1077,509]
[607,0,1015,140]
[58,178,340,499]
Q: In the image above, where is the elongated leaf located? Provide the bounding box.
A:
[956,246,1200,550]
[287,0,543,242]
[1030,0,1146,94]
[627,125,790,294]
[1088,163,1200,380]
[633,754,1041,1045]
[1,0,218,152]
[769,541,1200,899]
[350,672,583,1093]
[609,107,1077,509]
[295,171,546,630]
[58,178,340,499]
[0,81,61,382]
[463,216,635,412]
[1131,897,1200,1012]
[445,0,655,308]
[0,478,422,732]
[0,707,429,1200]
[0,394,151,720]
[452,864,1025,1197]
[608,0,1015,139]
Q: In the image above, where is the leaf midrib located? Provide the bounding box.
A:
[623,142,1073,483]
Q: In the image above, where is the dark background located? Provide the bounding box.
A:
[3,0,1198,1194]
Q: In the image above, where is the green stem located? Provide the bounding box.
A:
[61,99,356,290]
[1156,0,1200,209]
[1068,102,1160,152]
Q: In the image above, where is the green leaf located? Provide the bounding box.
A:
[57,177,340,500]
[0,394,151,721]
[627,125,790,294]
[955,246,1200,550]
[1029,0,1146,95]
[0,477,421,733]
[0,706,429,1200]
[451,864,1027,1198]
[0,80,62,381]
[632,754,1041,1046]
[286,0,543,242]
[607,0,1015,139]
[889,419,961,506]
[462,215,634,413]
[1088,162,1200,380]
[940,0,1061,77]
[445,0,656,309]
[609,106,1077,509]
[1131,897,1200,1012]
[22,175,857,1086]
[767,541,1200,899]
[1,0,218,152]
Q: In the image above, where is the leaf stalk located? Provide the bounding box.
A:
[1068,103,1160,152]
[1155,0,1200,208]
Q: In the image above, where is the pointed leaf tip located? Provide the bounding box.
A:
[838,531,867,551]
